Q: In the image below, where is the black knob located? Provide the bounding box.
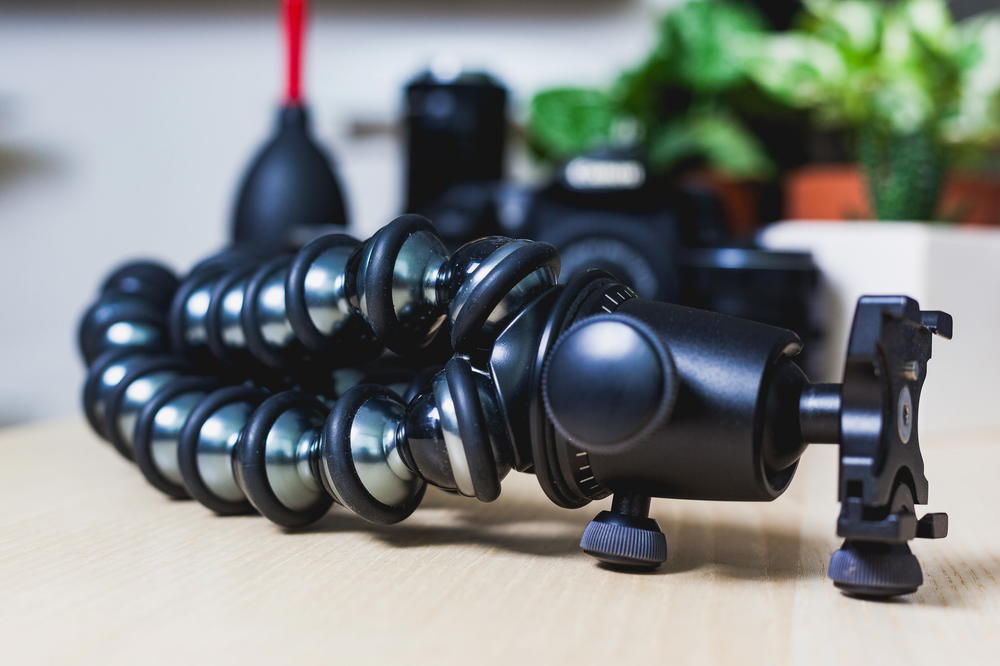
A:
[580,494,667,570]
[543,314,677,453]
[828,540,923,598]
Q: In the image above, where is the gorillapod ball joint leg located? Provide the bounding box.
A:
[79,219,955,603]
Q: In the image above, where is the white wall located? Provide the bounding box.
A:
[0,1,677,425]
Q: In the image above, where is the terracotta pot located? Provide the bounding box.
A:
[785,164,1000,226]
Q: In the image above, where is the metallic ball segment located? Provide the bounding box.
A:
[79,215,953,600]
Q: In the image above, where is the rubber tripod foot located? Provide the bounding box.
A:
[580,510,667,570]
[828,539,923,599]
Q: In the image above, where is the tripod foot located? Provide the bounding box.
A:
[580,494,667,570]
[828,540,923,599]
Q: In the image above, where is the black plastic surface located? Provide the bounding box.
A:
[578,298,802,501]
[543,314,677,453]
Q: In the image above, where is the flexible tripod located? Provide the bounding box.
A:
[80,215,952,599]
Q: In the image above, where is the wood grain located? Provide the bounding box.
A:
[0,419,997,665]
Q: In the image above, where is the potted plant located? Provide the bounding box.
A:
[746,0,1000,224]
[757,0,1000,432]
[526,0,800,234]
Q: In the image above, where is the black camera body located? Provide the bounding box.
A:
[401,67,819,351]
[517,150,686,302]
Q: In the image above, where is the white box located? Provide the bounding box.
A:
[760,221,1000,435]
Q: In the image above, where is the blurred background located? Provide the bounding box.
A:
[2,0,999,431]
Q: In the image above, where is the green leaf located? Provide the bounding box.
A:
[870,68,936,133]
[904,0,956,55]
[648,109,774,179]
[527,87,618,162]
[658,0,766,93]
[612,55,673,128]
[746,33,846,109]
[946,12,1000,145]
[804,0,883,55]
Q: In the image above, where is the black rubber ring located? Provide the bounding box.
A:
[538,272,624,507]
[204,263,257,365]
[445,357,500,502]
[169,266,228,361]
[322,383,426,524]
[286,233,360,352]
[99,260,178,306]
[133,376,217,499]
[82,348,151,439]
[236,391,333,528]
[79,296,140,361]
[527,270,618,509]
[79,299,167,365]
[104,356,188,461]
[546,272,631,503]
[450,242,559,352]
[241,255,298,371]
[363,214,439,354]
[178,384,267,515]
[533,275,637,505]
[187,247,261,278]
[100,260,176,291]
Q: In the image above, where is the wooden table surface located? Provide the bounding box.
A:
[1,419,997,665]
